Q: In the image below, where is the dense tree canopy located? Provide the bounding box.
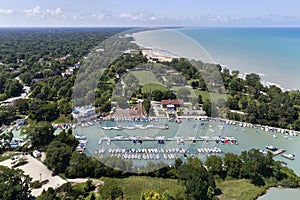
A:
[0,165,32,200]
[21,121,55,147]
[44,141,73,173]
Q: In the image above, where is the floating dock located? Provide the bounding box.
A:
[97,136,238,145]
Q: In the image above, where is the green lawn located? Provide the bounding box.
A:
[131,70,162,85]
[171,86,227,102]
[142,83,167,93]
[217,179,266,200]
[101,176,185,199]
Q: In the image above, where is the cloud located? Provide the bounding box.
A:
[119,12,160,22]
[23,6,62,17]
[0,9,13,15]
[46,8,62,16]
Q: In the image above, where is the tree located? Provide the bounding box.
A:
[229,78,243,92]
[66,152,94,178]
[223,153,241,178]
[178,157,215,200]
[191,81,199,89]
[203,99,218,117]
[44,141,72,173]
[0,165,32,200]
[99,180,124,200]
[36,188,59,200]
[239,149,273,186]
[5,79,23,97]
[21,121,55,147]
[152,90,164,101]
[245,73,261,87]
[162,90,176,100]
[197,94,203,104]
[205,155,223,176]
[13,99,29,115]
[54,130,78,150]
[141,190,161,200]
[142,99,151,115]
[0,131,13,152]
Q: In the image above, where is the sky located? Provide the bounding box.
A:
[0,0,300,27]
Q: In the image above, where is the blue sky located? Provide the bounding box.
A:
[0,0,300,27]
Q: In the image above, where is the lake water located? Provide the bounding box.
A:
[258,188,300,200]
[77,119,299,174]
[133,27,300,90]
[77,119,300,199]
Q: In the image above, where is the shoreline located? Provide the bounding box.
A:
[131,29,293,92]
[257,187,300,200]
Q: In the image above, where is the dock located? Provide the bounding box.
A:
[265,145,286,157]
[271,149,286,157]
[97,136,238,145]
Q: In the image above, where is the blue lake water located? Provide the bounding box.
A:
[133,27,300,90]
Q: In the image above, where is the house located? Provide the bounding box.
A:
[161,99,184,113]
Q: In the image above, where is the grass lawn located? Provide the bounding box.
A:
[131,70,162,85]
[217,179,266,200]
[142,83,167,93]
[101,176,185,199]
[171,86,227,102]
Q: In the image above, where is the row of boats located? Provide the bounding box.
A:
[197,147,222,154]
[97,135,238,145]
[101,124,169,130]
[94,147,221,160]
[74,134,88,152]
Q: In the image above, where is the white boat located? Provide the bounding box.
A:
[281,153,295,160]
[273,134,277,138]
[124,126,136,130]
[102,126,112,130]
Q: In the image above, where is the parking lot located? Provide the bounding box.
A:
[0,154,67,197]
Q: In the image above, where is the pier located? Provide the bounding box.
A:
[271,149,286,157]
[97,136,238,145]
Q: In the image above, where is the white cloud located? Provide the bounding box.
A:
[0,9,13,15]
[23,6,62,17]
[46,8,62,16]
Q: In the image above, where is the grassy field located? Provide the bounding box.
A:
[171,86,227,101]
[131,70,162,85]
[217,179,266,200]
[142,83,167,93]
[101,176,185,199]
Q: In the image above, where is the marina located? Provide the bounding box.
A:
[66,117,300,172]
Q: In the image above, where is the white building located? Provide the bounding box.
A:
[72,105,96,122]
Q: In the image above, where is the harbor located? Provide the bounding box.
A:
[67,117,299,173]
